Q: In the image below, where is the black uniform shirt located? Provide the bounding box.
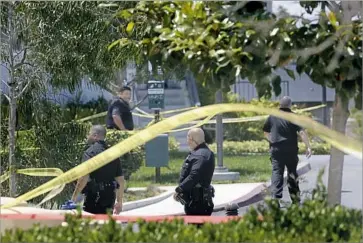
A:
[106,98,134,131]
[82,140,123,183]
[263,108,303,149]
[177,143,215,193]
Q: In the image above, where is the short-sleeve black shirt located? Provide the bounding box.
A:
[106,98,134,131]
[263,108,303,149]
[82,140,123,182]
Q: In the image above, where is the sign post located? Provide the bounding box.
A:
[147,80,165,182]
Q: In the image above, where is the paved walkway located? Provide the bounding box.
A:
[119,183,265,216]
[213,155,362,216]
[119,161,310,216]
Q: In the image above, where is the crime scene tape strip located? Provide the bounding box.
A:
[186,104,326,125]
[0,168,64,207]
[166,114,216,133]
[2,103,361,209]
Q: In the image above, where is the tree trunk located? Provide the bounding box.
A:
[8,87,17,197]
[327,92,350,205]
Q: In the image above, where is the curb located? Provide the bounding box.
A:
[212,161,312,212]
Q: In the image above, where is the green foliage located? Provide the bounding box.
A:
[168,136,180,154]
[21,1,137,90]
[224,96,313,141]
[209,140,331,156]
[110,1,297,96]
[292,5,362,107]
[105,130,144,181]
[3,180,362,242]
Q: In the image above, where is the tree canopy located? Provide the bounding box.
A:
[109,1,362,103]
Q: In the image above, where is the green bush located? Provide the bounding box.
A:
[106,130,144,181]
[209,140,330,156]
[224,95,314,141]
[3,176,362,243]
[0,124,144,208]
[168,135,180,154]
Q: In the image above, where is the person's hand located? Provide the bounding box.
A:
[306,147,312,158]
[113,201,123,214]
[173,193,178,201]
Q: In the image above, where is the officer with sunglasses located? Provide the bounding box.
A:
[174,128,215,215]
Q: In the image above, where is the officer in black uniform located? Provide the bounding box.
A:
[263,96,312,205]
[71,125,125,214]
[106,86,134,131]
[174,128,215,216]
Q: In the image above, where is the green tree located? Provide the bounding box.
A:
[295,1,362,205]
[109,1,362,206]
[0,1,136,196]
[109,1,295,97]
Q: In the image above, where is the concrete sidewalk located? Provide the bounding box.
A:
[120,161,311,216]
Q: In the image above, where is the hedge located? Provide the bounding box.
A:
[3,184,362,242]
[209,140,331,156]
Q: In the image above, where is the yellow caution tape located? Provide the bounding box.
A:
[186,104,326,125]
[166,114,215,133]
[0,168,64,207]
[2,103,360,209]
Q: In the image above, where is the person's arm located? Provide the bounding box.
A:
[71,175,89,201]
[298,129,312,158]
[112,107,126,130]
[115,176,125,203]
[176,157,203,193]
[263,116,272,142]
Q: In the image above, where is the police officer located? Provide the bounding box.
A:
[263,96,312,205]
[174,128,215,216]
[71,125,125,214]
[106,86,134,131]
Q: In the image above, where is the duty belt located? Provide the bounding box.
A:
[83,179,119,195]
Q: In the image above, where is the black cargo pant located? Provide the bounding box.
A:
[270,145,300,203]
[83,188,116,214]
[184,201,214,216]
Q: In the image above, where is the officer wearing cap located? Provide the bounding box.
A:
[263,96,312,205]
[71,125,125,214]
[106,86,134,131]
[174,128,215,215]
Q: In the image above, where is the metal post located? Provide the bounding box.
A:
[215,89,224,169]
[322,85,328,126]
[154,110,161,182]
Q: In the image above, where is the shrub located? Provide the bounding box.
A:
[106,130,144,181]
[3,176,362,243]
[209,140,331,156]
[224,95,314,141]
[0,125,144,208]
[168,135,180,154]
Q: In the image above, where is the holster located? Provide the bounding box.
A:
[82,179,119,195]
[190,185,215,204]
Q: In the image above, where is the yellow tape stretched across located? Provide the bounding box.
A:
[2,103,361,209]
[0,168,64,207]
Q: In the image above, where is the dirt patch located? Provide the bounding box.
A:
[124,185,165,202]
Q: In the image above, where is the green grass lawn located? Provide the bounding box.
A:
[127,155,271,188]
